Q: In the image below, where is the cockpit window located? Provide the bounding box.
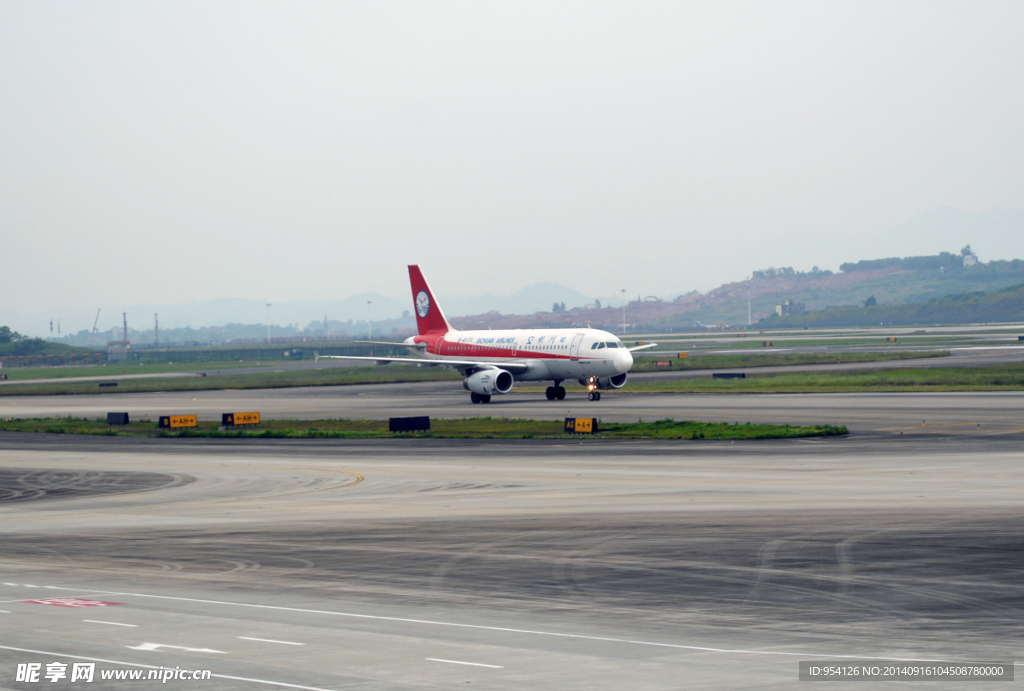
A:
[598,342,605,349]
[590,342,598,349]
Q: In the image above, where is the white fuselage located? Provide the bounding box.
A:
[405,328,632,382]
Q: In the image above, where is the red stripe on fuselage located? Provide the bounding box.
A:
[414,333,599,361]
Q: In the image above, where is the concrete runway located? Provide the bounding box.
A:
[1,428,1023,689]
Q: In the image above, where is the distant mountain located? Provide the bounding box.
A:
[440,252,1024,333]
[442,282,594,317]
[28,293,409,344]
[12,282,596,339]
[13,206,1022,337]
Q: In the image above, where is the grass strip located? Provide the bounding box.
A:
[629,350,948,371]
[0,366,460,396]
[0,362,257,381]
[620,364,1024,392]
[0,416,847,440]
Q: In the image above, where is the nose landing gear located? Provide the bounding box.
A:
[586,376,601,401]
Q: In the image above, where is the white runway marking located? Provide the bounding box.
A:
[239,636,305,646]
[427,658,504,669]
[127,642,226,654]
[48,585,963,662]
[0,591,125,604]
[0,610,10,613]
[0,644,339,691]
[952,346,1024,351]
[3,582,17,586]
[84,619,137,627]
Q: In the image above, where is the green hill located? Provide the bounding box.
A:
[686,258,1024,327]
[764,282,1024,327]
[0,326,96,357]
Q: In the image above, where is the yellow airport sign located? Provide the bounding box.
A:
[223,412,261,426]
[159,415,197,429]
[564,417,598,434]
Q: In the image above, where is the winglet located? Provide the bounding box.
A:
[408,265,453,335]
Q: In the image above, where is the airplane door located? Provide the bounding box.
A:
[569,333,584,360]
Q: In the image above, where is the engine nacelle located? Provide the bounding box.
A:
[463,369,514,396]
[597,373,628,390]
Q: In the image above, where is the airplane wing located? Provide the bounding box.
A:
[627,342,658,352]
[314,353,531,374]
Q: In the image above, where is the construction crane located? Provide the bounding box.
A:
[89,309,101,345]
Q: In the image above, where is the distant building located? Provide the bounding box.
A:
[776,299,806,317]
[107,340,130,363]
[963,253,979,267]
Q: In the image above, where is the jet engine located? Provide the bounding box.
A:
[597,373,628,389]
[463,369,514,396]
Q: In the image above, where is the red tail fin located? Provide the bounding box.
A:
[408,265,452,336]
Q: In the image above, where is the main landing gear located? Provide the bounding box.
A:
[470,392,492,404]
[545,383,566,400]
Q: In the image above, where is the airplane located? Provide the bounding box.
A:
[315,265,656,404]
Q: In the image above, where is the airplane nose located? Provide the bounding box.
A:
[615,349,633,373]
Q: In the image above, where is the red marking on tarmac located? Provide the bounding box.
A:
[24,598,123,608]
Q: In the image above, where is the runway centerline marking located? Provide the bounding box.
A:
[84,619,137,627]
[427,658,503,669]
[239,636,304,646]
[0,645,338,691]
[52,586,970,663]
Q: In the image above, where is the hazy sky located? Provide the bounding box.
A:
[2,1,1022,326]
